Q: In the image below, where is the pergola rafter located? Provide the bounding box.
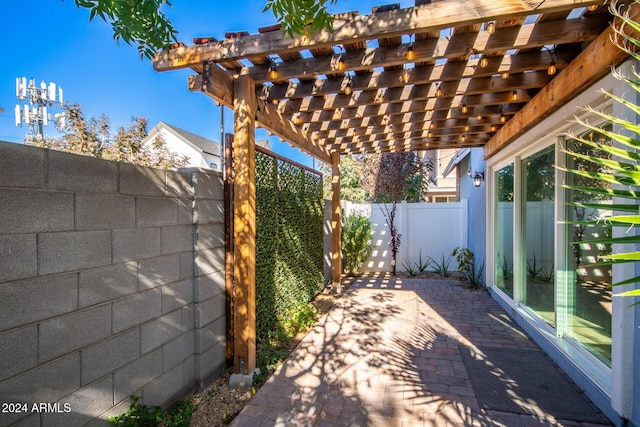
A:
[153,0,635,376]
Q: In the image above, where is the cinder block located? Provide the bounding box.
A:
[6,412,39,426]
[47,150,118,193]
[166,170,193,198]
[42,375,113,427]
[161,225,194,255]
[87,398,131,427]
[195,273,225,302]
[78,262,138,308]
[39,304,112,362]
[0,142,45,188]
[193,171,224,200]
[119,163,165,197]
[113,348,162,403]
[179,252,194,280]
[138,254,181,290]
[194,199,224,225]
[181,304,196,332]
[0,189,74,234]
[0,326,38,381]
[183,355,196,386]
[81,328,140,386]
[112,289,162,333]
[195,293,225,328]
[195,223,225,251]
[193,247,225,277]
[0,234,37,282]
[142,363,184,407]
[162,279,195,314]
[195,316,225,353]
[177,198,194,225]
[76,193,135,230]
[140,309,182,354]
[136,197,178,227]
[0,273,77,331]
[0,353,80,420]
[112,228,161,262]
[195,342,225,382]
[162,331,195,372]
[38,230,112,275]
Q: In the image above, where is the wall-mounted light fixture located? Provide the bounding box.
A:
[472,171,485,187]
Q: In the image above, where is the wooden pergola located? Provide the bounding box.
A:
[153,0,634,375]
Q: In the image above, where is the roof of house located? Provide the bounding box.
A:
[152,122,221,156]
[442,148,470,179]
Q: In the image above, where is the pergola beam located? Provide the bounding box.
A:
[483,5,640,158]
[153,0,601,72]
[264,51,575,100]
[189,66,331,164]
[248,16,606,84]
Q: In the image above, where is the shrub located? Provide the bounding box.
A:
[342,214,374,275]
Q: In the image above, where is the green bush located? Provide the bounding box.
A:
[342,214,374,275]
[107,396,192,427]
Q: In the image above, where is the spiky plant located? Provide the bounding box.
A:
[559,0,640,300]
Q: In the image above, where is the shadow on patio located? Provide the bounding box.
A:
[231,276,612,427]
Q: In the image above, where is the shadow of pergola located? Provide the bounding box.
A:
[232,276,611,426]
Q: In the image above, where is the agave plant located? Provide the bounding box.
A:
[559,0,640,300]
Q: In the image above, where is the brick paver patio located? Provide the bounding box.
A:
[231,276,612,426]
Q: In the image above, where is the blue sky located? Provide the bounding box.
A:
[0,0,415,167]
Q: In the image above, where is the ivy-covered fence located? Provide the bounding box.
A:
[255,150,324,341]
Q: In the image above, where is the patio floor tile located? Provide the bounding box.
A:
[230,276,613,426]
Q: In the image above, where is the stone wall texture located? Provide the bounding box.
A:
[0,141,226,426]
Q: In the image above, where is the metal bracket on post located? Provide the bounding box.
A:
[201,60,212,94]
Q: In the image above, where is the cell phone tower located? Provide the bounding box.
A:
[15,77,65,143]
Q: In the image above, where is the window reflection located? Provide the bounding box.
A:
[495,163,514,297]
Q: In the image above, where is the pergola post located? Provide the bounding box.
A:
[233,73,257,375]
[331,151,342,291]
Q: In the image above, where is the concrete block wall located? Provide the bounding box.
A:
[0,142,226,426]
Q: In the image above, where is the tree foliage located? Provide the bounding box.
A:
[73,0,178,59]
[72,0,341,59]
[263,0,338,38]
[322,153,433,203]
[30,103,188,169]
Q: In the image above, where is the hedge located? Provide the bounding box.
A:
[255,151,324,340]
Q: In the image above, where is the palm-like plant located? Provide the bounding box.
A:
[560,0,640,300]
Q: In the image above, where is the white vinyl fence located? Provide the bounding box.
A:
[345,200,468,273]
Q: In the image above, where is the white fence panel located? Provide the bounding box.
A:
[345,201,468,273]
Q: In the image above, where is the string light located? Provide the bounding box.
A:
[435,83,442,97]
[406,45,415,61]
[344,74,352,95]
[401,67,410,84]
[480,56,489,68]
[461,103,468,114]
[501,71,509,79]
[268,63,278,79]
[487,21,496,34]
[511,90,518,101]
